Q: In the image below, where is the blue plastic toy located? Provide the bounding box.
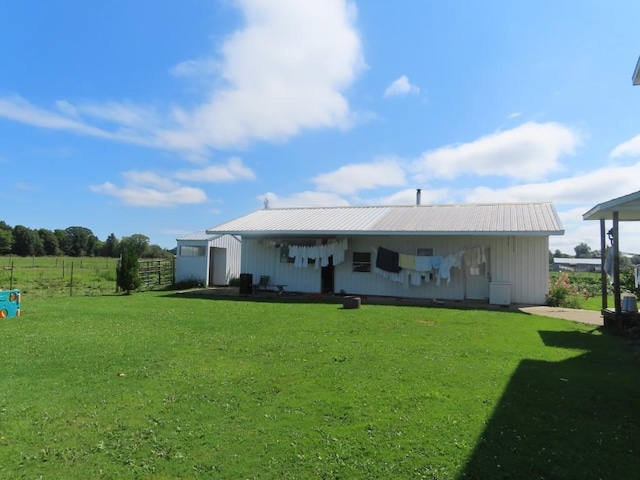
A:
[0,289,20,318]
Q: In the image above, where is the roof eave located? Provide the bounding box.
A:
[206,229,564,237]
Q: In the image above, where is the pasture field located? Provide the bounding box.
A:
[0,256,173,298]
[1,292,639,479]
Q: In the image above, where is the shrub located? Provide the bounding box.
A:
[546,272,591,308]
[117,247,141,294]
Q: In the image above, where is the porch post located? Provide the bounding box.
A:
[612,211,621,322]
[599,218,607,310]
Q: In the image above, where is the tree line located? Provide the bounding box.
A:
[0,221,173,259]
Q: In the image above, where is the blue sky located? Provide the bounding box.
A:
[2,1,640,254]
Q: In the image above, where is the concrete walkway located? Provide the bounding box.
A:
[519,306,603,326]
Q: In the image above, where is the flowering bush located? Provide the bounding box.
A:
[546,272,591,308]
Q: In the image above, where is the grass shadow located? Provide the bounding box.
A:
[159,287,531,314]
[460,328,640,479]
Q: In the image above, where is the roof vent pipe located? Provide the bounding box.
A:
[416,189,422,206]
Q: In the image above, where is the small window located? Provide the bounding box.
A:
[352,252,371,273]
[417,248,433,256]
[180,245,205,257]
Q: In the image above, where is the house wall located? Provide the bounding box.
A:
[240,234,550,305]
[176,235,241,286]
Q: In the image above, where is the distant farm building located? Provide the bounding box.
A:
[552,258,601,272]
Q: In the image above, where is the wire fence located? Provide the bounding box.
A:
[0,256,175,298]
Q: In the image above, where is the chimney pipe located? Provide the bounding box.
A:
[416,188,422,206]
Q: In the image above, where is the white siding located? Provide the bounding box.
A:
[176,234,241,286]
[241,239,321,292]
[239,234,550,304]
[176,240,209,285]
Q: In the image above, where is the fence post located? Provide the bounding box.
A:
[9,261,14,290]
[115,256,121,293]
[62,260,65,278]
[69,262,74,297]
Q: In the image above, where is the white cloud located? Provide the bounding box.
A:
[383,75,419,98]
[75,102,160,130]
[261,191,350,208]
[414,122,580,181]
[174,157,256,182]
[610,134,640,158]
[170,59,219,78]
[507,112,521,119]
[549,206,640,255]
[0,95,113,138]
[0,0,364,158]
[90,172,208,208]
[464,160,640,205]
[313,158,406,194]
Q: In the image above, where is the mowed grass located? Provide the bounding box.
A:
[1,293,639,479]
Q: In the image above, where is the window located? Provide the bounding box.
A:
[352,252,371,272]
[417,248,433,256]
[180,245,205,257]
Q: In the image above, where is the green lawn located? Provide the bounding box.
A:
[1,292,639,479]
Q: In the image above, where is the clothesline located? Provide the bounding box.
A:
[373,246,487,287]
[277,238,349,268]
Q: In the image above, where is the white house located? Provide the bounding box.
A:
[175,232,241,286]
[206,201,564,305]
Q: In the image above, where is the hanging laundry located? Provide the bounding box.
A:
[398,253,415,270]
[375,246,401,273]
[414,255,433,272]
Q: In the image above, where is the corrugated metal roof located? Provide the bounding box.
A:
[583,190,640,221]
[176,231,221,241]
[207,202,564,236]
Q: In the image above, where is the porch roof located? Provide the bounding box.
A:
[582,190,640,221]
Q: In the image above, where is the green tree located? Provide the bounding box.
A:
[54,229,70,255]
[12,225,42,256]
[117,245,141,294]
[119,234,149,257]
[38,228,60,256]
[102,233,119,258]
[0,228,13,255]
[143,244,173,259]
[65,226,98,257]
[574,243,593,258]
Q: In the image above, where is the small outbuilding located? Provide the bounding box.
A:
[175,231,241,286]
[206,200,564,305]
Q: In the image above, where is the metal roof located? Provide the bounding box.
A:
[176,231,221,241]
[206,202,564,236]
[582,190,640,221]
[553,258,601,265]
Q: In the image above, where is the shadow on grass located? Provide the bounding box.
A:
[160,287,528,314]
[460,329,640,479]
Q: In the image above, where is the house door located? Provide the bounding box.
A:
[209,247,227,286]
[465,248,490,300]
[321,256,334,294]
